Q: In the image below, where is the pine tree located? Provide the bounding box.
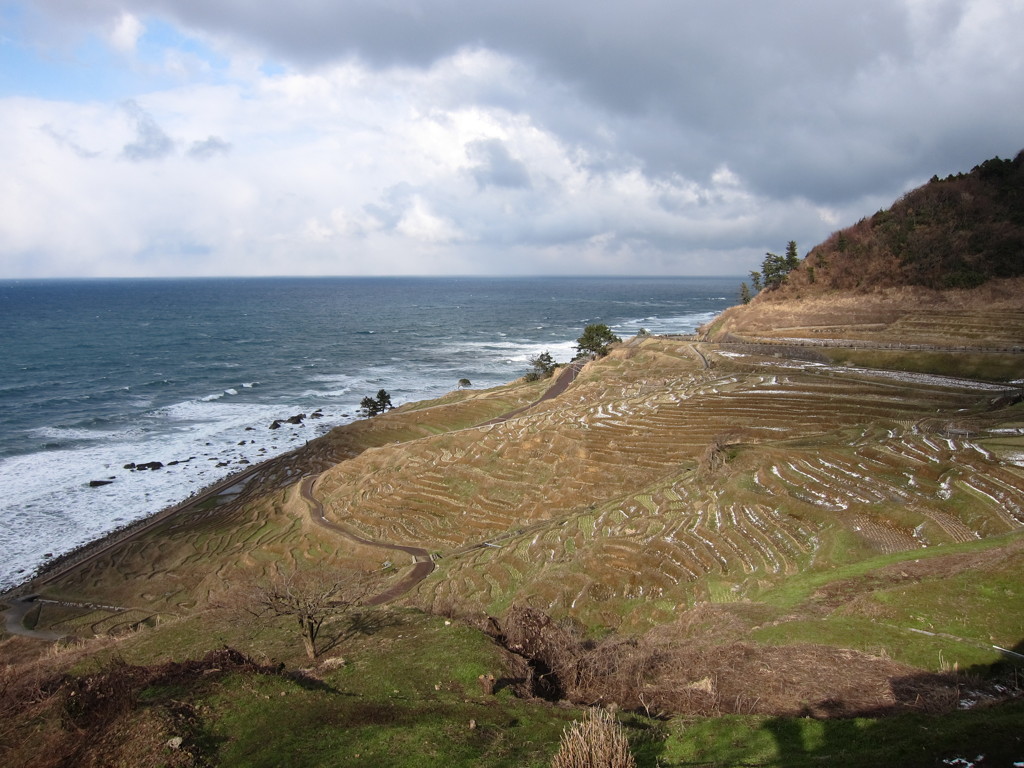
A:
[575,324,621,358]
[360,389,394,417]
[785,240,800,270]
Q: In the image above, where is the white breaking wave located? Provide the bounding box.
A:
[0,395,350,592]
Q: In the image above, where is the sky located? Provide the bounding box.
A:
[1,1,1022,278]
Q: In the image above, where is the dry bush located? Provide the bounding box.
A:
[696,438,728,478]
[550,707,636,768]
[0,634,122,754]
[0,647,290,768]
[495,606,987,718]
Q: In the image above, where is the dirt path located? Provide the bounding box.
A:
[2,596,64,641]
[482,361,584,425]
[300,476,435,606]
[688,343,711,369]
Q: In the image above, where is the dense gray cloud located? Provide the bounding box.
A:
[83,0,1023,202]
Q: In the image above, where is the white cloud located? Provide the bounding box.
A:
[107,12,144,54]
[396,196,464,244]
[1,1,1022,277]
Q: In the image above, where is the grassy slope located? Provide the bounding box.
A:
[2,326,1023,765]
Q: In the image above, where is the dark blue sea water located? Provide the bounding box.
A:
[0,276,738,590]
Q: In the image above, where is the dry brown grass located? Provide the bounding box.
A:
[706,276,1024,347]
[0,646,290,768]
[550,707,636,768]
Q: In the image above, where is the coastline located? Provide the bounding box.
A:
[1,278,738,598]
[1,440,312,600]
[1,358,590,604]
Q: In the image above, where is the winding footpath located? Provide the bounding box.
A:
[298,361,587,605]
[482,361,584,425]
[300,475,435,606]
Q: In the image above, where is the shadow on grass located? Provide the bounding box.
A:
[317,609,403,658]
[621,714,668,768]
[761,639,1024,768]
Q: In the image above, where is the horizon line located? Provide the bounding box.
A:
[0,273,747,282]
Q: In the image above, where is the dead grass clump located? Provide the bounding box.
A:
[0,647,287,768]
[493,606,984,718]
[550,707,636,768]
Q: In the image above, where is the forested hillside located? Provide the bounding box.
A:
[765,150,1024,296]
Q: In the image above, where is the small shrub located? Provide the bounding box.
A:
[550,707,636,768]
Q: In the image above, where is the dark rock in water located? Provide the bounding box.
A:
[89,479,114,487]
[309,409,324,419]
[123,462,136,470]
[167,460,179,466]
[245,426,255,431]
[286,413,306,424]
[269,420,282,430]
[135,461,164,471]
[238,458,250,464]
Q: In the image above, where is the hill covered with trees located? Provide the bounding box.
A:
[709,151,1024,362]
[763,150,1024,297]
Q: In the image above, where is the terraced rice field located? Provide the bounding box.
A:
[21,382,541,630]
[884,310,1024,347]
[35,484,351,629]
[305,338,1023,625]
[28,336,1023,637]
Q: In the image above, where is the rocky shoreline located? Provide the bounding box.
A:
[2,435,315,600]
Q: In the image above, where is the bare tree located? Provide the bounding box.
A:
[243,569,376,660]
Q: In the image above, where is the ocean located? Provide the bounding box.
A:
[0,276,738,592]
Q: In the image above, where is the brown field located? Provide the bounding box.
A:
[8,334,1023,674]
[706,276,1024,351]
